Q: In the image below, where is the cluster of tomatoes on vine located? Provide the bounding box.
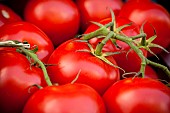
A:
[0,0,170,113]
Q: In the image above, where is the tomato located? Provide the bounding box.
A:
[75,0,124,32]
[22,83,106,113]
[144,65,159,79]
[0,50,47,113]
[0,4,22,27]
[24,0,80,47]
[103,77,170,113]
[0,21,54,63]
[118,1,170,57]
[47,38,120,95]
[84,17,147,75]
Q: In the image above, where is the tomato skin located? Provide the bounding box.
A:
[0,50,47,113]
[0,4,22,27]
[0,21,54,63]
[84,17,147,74]
[47,38,120,95]
[144,65,159,79]
[24,0,80,47]
[75,0,123,32]
[103,77,170,113]
[118,1,170,56]
[23,83,106,113]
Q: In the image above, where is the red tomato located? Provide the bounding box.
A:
[0,21,54,63]
[118,1,170,56]
[75,0,123,32]
[24,0,80,47]
[103,77,170,113]
[84,17,147,75]
[0,50,47,113]
[144,65,159,79]
[22,83,106,113]
[0,4,22,27]
[47,38,120,95]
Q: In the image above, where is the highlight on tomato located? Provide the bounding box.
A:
[0,3,22,27]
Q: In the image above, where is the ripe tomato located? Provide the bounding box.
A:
[22,83,106,113]
[84,17,147,75]
[103,77,170,113]
[0,4,22,27]
[0,50,47,113]
[47,38,120,95]
[144,65,159,79]
[24,0,80,47]
[118,1,170,56]
[0,21,54,63]
[75,0,124,32]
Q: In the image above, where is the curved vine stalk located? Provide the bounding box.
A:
[81,20,170,79]
[0,40,53,86]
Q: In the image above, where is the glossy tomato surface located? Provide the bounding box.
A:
[84,17,147,75]
[0,50,47,113]
[103,77,170,113]
[24,0,80,47]
[0,21,54,63]
[118,1,170,56]
[23,83,106,113]
[0,4,22,27]
[47,38,120,95]
[75,0,123,32]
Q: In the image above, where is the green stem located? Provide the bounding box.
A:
[112,32,147,77]
[130,33,147,40]
[146,59,170,78]
[95,32,114,56]
[127,41,147,77]
[82,22,113,40]
[19,47,52,86]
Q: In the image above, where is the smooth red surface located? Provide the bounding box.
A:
[23,83,106,113]
[103,77,170,113]
[0,50,47,113]
[24,0,80,47]
[0,21,54,63]
[75,0,123,32]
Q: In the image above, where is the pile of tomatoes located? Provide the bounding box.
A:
[0,0,170,113]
